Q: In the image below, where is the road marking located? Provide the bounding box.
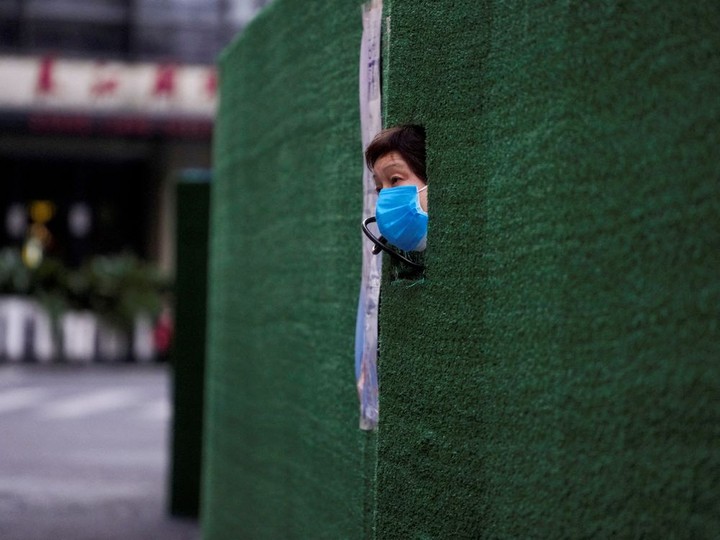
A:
[138,399,171,421]
[0,475,157,505]
[39,388,141,419]
[0,387,46,414]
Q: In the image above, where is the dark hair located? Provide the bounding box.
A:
[365,124,426,181]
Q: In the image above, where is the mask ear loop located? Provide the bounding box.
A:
[361,216,425,269]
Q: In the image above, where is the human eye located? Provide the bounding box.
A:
[390,175,403,185]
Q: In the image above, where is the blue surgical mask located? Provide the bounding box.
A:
[375,185,428,252]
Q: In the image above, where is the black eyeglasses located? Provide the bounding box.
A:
[361,216,425,269]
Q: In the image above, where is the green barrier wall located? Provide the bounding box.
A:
[377,1,719,538]
[169,173,211,517]
[204,0,719,538]
[201,2,369,539]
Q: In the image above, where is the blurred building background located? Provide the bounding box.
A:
[0,0,271,272]
[0,0,271,363]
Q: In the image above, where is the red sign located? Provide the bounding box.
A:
[36,56,56,96]
[152,65,177,98]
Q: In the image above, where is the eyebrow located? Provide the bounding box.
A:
[379,161,407,175]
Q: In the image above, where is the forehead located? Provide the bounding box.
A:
[373,152,410,175]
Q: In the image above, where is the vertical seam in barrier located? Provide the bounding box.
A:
[372,4,391,538]
[381,11,391,126]
[363,431,378,540]
[359,1,385,537]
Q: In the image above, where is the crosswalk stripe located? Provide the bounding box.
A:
[138,399,172,421]
[0,387,46,413]
[40,389,142,419]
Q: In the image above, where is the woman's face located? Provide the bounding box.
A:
[372,151,428,212]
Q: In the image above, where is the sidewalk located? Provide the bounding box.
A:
[0,500,201,540]
[0,363,201,540]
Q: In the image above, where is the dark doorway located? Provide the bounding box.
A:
[1,155,155,267]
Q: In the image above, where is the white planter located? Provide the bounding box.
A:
[0,295,159,363]
[0,296,35,362]
[61,311,98,363]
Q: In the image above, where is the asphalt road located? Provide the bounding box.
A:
[0,363,200,540]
